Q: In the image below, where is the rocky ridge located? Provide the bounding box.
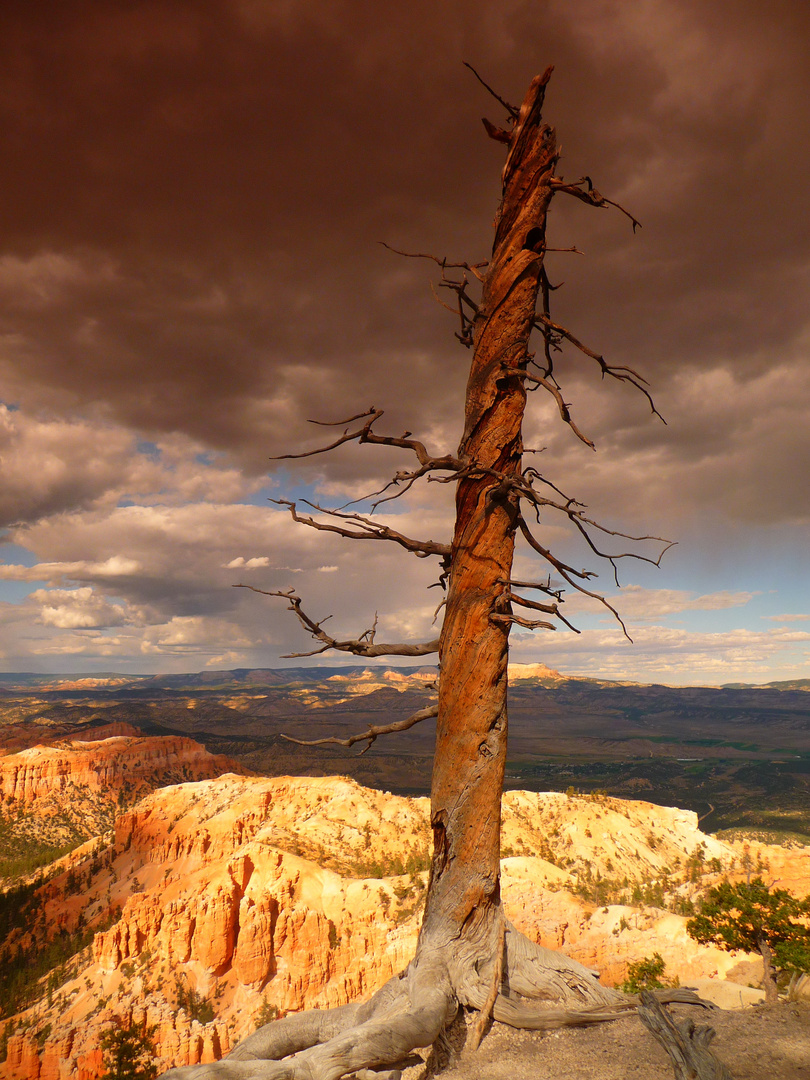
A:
[288,662,567,707]
[0,736,245,864]
[2,771,808,1079]
[0,736,241,806]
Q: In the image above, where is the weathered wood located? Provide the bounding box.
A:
[156,69,670,1080]
[638,991,735,1080]
[422,67,556,971]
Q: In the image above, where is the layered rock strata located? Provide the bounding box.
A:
[2,774,807,1079]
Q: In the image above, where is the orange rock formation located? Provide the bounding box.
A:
[2,772,808,1078]
[0,736,240,807]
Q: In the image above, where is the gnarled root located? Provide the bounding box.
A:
[160,955,456,1080]
[158,924,705,1080]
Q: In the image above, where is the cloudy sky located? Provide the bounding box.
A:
[1,0,809,685]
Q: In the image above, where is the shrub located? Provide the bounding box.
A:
[619,953,671,994]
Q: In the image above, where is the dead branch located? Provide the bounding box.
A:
[637,992,735,1080]
[280,702,439,754]
[506,591,581,634]
[459,465,672,584]
[567,512,677,586]
[533,313,665,423]
[514,474,674,587]
[272,498,451,561]
[550,175,642,233]
[500,576,564,601]
[380,243,487,347]
[490,612,556,631]
[234,585,440,658]
[468,914,506,1052]
[517,367,596,449]
[501,66,554,191]
[482,117,512,144]
[538,266,558,380]
[517,513,632,640]
[270,406,463,474]
[343,459,460,512]
[463,61,519,120]
[379,243,488,281]
[307,409,380,428]
[503,592,557,614]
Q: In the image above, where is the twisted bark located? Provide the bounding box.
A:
[158,69,673,1080]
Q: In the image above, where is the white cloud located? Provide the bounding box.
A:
[0,251,118,307]
[551,0,769,120]
[607,585,756,621]
[30,587,133,630]
[141,616,254,653]
[509,620,810,686]
[0,405,257,528]
[0,556,142,584]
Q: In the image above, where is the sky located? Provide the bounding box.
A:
[0,0,809,685]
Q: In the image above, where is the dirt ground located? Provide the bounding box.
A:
[399,1001,810,1080]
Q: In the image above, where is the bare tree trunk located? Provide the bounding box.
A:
[420,66,556,997]
[758,939,778,1004]
[638,992,735,1080]
[157,70,681,1080]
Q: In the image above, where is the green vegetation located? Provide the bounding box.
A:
[569,869,678,910]
[716,827,810,848]
[0,915,115,1020]
[0,872,119,1019]
[507,756,810,842]
[100,1021,158,1080]
[0,1021,10,1063]
[254,999,279,1029]
[0,811,86,880]
[687,878,810,1002]
[619,953,673,994]
[0,923,97,1018]
[276,829,431,883]
[175,981,215,1024]
[350,847,430,880]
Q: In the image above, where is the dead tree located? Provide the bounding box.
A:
[638,993,735,1080]
[162,68,680,1080]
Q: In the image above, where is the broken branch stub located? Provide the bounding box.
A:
[637,992,735,1080]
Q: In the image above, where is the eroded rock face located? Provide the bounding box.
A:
[2,773,808,1079]
[0,736,240,807]
[0,735,244,850]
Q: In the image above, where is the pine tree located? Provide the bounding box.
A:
[687,878,810,1003]
[100,1020,158,1080]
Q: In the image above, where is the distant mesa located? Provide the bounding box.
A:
[0,735,244,807]
[507,662,564,682]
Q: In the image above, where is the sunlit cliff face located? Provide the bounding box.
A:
[3,748,808,1077]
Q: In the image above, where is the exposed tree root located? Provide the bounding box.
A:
[158,924,707,1080]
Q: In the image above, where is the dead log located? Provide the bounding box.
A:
[637,991,735,1080]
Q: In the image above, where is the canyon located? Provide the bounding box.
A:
[0,735,244,857]
[1,735,808,1078]
[2,662,809,839]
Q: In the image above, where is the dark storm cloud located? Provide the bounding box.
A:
[1,0,810,681]
[1,0,805,484]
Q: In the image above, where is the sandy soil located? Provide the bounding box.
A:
[399,1001,810,1080]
